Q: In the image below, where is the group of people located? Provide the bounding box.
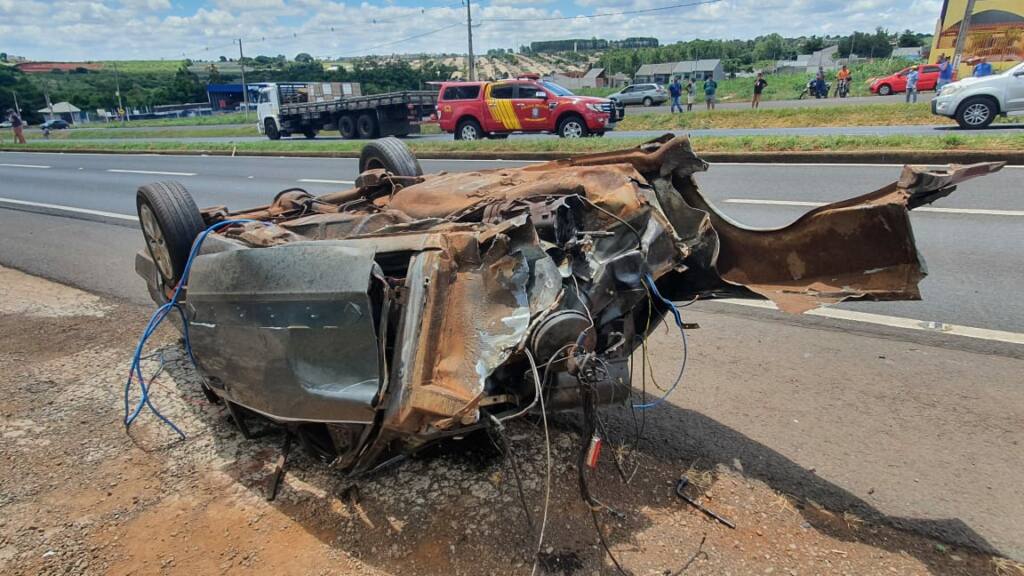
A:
[668,76,719,113]
[4,109,26,144]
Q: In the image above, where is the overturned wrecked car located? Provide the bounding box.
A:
[131,135,1002,475]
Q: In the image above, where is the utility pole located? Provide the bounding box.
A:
[465,0,475,81]
[237,38,250,120]
[952,0,977,74]
[113,61,125,122]
[11,90,19,115]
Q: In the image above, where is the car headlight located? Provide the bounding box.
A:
[586,103,605,113]
[940,84,963,96]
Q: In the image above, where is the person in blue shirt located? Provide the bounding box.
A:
[905,68,919,103]
[973,57,993,77]
[936,54,954,90]
[669,77,683,113]
[703,77,718,110]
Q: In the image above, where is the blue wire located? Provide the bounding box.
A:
[124,219,259,438]
[632,272,688,410]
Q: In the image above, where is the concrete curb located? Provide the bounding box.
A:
[1,146,1021,165]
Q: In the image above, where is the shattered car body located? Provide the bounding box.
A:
[134,135,1003,473]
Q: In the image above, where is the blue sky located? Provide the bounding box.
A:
[0,0,943,61]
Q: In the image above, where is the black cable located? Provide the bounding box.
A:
[486,422,536,536]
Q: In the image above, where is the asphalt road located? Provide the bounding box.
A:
[640,92,937,114]
[0,150,1021,559]
[0,151,1021,334]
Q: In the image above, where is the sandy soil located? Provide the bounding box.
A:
[0,265,1017,575]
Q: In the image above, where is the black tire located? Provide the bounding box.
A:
[303,129,318,139]
[358,137,422,176]
[454,118,482,141]
[487,133,509,139]
[557,115,589,138]
[877,84,892,96]
[264,118,280,140]
[642,97,653,107]
[338,115,356,139]
[955,96,998,129]
[356,113,378,139]
[136,182,205,287]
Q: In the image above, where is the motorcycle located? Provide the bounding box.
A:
[798,79,831,99]
[835,78,851,98]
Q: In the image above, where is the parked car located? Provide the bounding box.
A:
[0,121,11,129]
[436,77,623,139]
[40,119,70,130]
[932,61,1024,128]
[608,83,669,106]
[870,64,943,95]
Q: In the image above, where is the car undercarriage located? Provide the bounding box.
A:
[131,135,1003,476]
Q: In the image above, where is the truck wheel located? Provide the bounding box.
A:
[455,118,482,140]
[356,113,378,139]
[955,97,997,129]
[264,118,280,140]
[136,182,205,287]
[338,116,356,139]
[359,137,422,177]
[303,129,318,139]
[877,84,892,96]
[557,115,589,138]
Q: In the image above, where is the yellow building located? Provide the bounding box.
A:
[931,0,1024,76]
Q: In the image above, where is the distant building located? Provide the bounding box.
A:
[892,46,924,60]
[546,68,612,89]
[633,59,723,84]
[37,102,82,124]
[776,45,841,73]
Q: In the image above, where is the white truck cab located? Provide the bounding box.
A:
[256,86,282,139]
[931,61,1024,128]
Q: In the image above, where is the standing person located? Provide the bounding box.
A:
[685,78,695,112]
[936,54,953,91]
[6,109,26,144]
[905,67,919,103]
[752,72,767,108]
[703,76,717,110]
[669,77,683,113]
[973,57,993,77]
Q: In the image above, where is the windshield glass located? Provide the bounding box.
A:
[540,81,575,96]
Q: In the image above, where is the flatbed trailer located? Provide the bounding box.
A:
[257,83,438,140]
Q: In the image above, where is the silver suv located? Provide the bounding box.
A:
[608,83,668,106]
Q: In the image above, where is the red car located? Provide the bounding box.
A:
[436,78,623,139]
[870,64,945,95]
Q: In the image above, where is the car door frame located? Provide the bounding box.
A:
[919,64,941,91]
[482,82,518,133]
[1006,64,1024,111]
[511,82,553,131]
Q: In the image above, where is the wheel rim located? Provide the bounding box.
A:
[563,121,583,138]
[963,103,990,126]
[139,203,174,280]
[461,125,478,140]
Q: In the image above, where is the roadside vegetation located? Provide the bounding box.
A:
[8,133,1022,155]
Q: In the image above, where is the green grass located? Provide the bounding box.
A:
[618,103,965,130]
[7,133,1022,155]
[87,112,253,128]
[26,125,257,141]
[99,60,185,74]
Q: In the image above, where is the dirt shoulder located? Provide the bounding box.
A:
[0,265,1019,576]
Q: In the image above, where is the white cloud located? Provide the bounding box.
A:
[1,0,942,61]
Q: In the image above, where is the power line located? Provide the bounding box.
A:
[338,22,464,56]
[481,0,722,22]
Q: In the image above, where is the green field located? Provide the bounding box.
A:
[7,132,1022,155]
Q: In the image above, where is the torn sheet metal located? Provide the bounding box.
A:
[136,134,1003,472]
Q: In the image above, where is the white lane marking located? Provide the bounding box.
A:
[713,298,1024,345]
[0,197,137,222]
[724,198,1024,217]
[297,178,355,184]
[107,169,197,176]
[0,163,51,169]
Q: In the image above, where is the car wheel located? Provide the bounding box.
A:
[356,113,378,139]
[136,181,205,287]
[264,118,280,140]
[455,118,482,141]
[486,133,509,139]
[956,97,997,129]
[303,129,318,139]
[557,115,589,138]
[338,116,356,139]
[877,84,892,96]
[358,137,422,176]
[642,97,654,107]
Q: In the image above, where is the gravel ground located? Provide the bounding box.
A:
[0,265,1016,576]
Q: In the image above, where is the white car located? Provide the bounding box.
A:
[931,61,1024,128]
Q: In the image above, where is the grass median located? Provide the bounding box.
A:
[6,132,1023,155]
